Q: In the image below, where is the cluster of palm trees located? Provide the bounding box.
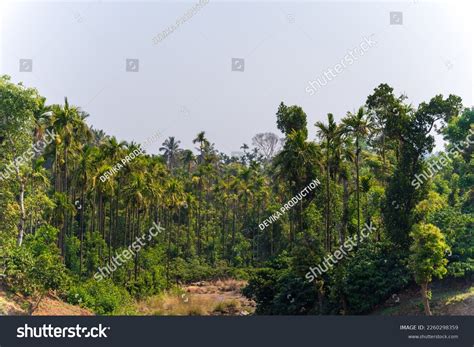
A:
[316,107,374,250]
[28,95,378,279]
[24,101,283,280]
[8,79,459,295]
[2,75,470,316]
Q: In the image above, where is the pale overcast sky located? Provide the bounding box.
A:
[1,0,473,154]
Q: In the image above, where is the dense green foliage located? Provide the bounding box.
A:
[0,75,472,315]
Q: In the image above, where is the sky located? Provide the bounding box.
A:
[1,0,473,154]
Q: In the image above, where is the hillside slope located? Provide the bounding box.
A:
[0,285,93,316]
[372,279,473,316]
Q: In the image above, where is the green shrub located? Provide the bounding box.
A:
[244,244,411,315]
[66,279,131,315]
[243,252,317,315]
[4,225,69,296]
[65,235,81,274]
[330,242,411,314]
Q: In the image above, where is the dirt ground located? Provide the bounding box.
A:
[32,295,93,316]
[0,285,92,316]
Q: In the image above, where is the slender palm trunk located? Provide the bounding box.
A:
[326,138,330,251]
[79,186,85,276]
[108,200,113,265]
[231,202,236,264]
[341,176,349,244]
[356,136,360,239]
[134,208,140,280]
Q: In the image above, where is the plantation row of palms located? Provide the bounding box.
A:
[0,75,471,314]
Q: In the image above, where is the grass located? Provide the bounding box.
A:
[441,286,473,305]
[213,299,240,314]
[0,290,26,315]
[214,279,243,292]
[138,292,220,316]
[375,280,473,316]
[0,297,6,315]
[134,279,253,316]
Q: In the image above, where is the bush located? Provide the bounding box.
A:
[4,225,69,297]
[124,246,167,298]
[431,207,473,278]
[65,235,81,274]
[243,252,317,315]
[244,244,411,315]
[66,279,131,315]
[244,266,317,315]
[330,242,411,314]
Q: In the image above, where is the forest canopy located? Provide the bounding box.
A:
[0,75,472,315]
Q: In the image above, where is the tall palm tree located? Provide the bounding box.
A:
[90,126,107,145]
[48,98,91,253]
[103,137,127,163]
[315,113,338,251]
[193,131,209,164]
[332,135,354,244]
[163,178,186,283]
[181,149,195,173]
[159,136,181,170]
[123,169,147,279]
[75,144,98,276]
[274,130,319,242]
[340,107,374,238]
[100,137,128,261]
[192,131,210,254]
[32,96,52,145]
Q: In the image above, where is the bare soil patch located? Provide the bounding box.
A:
[0,284,93,316]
